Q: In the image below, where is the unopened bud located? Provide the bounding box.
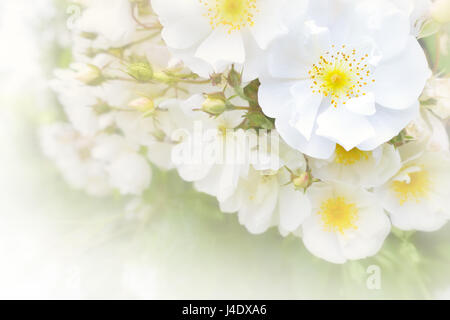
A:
[92,100,111,115]
[128,97,155,114]
[75,64,103,85]
[152,71,173,83]
[152,128,166,142]
[293,172,311,190]
[130,0,152,15]
[227,67,242,88]
[80,32,98,40]
[108,47,123,58]
[431,0,450,24]
[210,73,223,86]
[127,61,153,82]
[202,94,227,115]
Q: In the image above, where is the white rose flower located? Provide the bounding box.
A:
[221,169,311,235]
[376,143,450,231]
[39,123,111,197]
[42,125,153,197]
[422,77,450,120]
[219,144,310,235]
[302,181,391,264]
[74,0,137,46]
[151,0,307,81]
[309,143,401,188]
[392,0,432,36]
[169,95,249,202]
[258,0,431,159]
[405,108,449,152]
[51,55,134,136]
[92,134,153,195]
[114,99,181,170]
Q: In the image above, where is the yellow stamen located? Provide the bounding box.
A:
[308,45,374,108]
[391,166,432,205]
[199,0,258,33]
[334,145,370,165]
[318,196,359,234]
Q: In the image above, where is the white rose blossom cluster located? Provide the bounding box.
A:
[41,0,450,263]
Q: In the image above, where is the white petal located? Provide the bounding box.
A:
[300,20,331,65]
[161,15,211,49]
[239,178,279,234]
[171,47,215,79]
[378,186,448,232]
[278,185,311,232]
[373,37,431,110]
[309,144,401,188]
[316,107,375,151]
[369,144,402,187]
[390,206,448,231]
[194,164,222,197]
[108,153,152,195]
[267,20,330,79]
[290,81,323,140]
[355,0,411,60]
[281,0,309,29]
[344,92,376,116]
[177,162,214,182]
[195,164,242,202]
[423,110,450,152]
[195,27,245,65]
[152,0,203,22]
[147,141,174,170]
[258,80,297,118]
[338,206,391,261]
[241,35,267,82]
[251,0,288,49]
[275,104,336,159]
[219,110,246,129]
[268,36,309,79]
[358,102,419,151]
[302,214,347,264]
[219,187,244,213]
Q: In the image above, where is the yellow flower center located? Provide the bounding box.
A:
[334,145,370,165]
[309,45,375,108]
[199,0,258,33]
[391,166,432,205]
[318,196,359,234]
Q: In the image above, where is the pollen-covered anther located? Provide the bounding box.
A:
[391,166,432,205]
[318,196,359,234]
[199,0,259,34]
[308,45,375,107]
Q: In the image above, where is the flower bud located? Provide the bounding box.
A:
[127,61,153,82]
[80,32,98,40]
[152,71,173,83]
[92,100,111,115]
[293,172,311,190]
[227,67,242,88]
[210,73,223,86]
[130,0,152,15]
[128,97,155,114]
[202,94,227,115]
[431,0,450,24]
[152,128,166,142]
[75,64,103,85]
